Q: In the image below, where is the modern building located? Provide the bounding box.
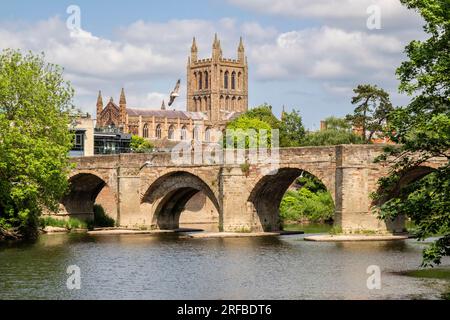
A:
[94,127,131,155]
[69,112,94,157]
[69,113,131,157]
[95,35,248,145]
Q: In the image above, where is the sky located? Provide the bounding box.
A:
[0,0,426,129]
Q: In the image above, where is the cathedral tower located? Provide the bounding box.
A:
[187,35,248,122]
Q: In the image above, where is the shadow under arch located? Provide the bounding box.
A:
[248,168,334,232]
[375,165,436,233]
[61,173,109,220]
[142,171,220,230]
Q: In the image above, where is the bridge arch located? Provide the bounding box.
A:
[374,165,436,233]
[142,171,220,230]
[248,167,335,232]
[61,171,117,221]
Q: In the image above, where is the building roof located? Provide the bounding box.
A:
[224,111,244,121]
[126,108,208,120]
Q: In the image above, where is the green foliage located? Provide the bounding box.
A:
[302,117,364,146]
[346,84,394,143]
[280,188,334,223]
[0,49,74,240]
[240,162,250,176]
[374,0,450,266]
[295,172,327,193]
[226,116,273,148]
[280,109,305,147]
[130,135,154,153]
[228,104,306,148]
[39,217,91,230]
[39,217,66,228]
[280,173,334,223]
[93,204,115,228]
[329,225,343,235]
[245,103,281,129]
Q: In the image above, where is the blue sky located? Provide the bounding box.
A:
[0,0,425,129]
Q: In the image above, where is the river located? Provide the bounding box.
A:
[0,225,449,300]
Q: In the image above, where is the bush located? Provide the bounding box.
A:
[130,135,154,153]
[280,188,334,223]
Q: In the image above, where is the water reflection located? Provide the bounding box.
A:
[0,231,449,300]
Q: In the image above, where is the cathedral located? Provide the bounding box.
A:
[95,35,248,145]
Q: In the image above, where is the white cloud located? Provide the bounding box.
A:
[0,10,426,124]
[227,0,423,29]
[249,26,405,84]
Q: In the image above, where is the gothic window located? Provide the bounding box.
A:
[199,72,203,90]
[194,126,200,141]
[155,124,162,139]
[224,71,229,89]
[225,96,230,111]
[220,95,224,111]
[181,126,187,141]
[231,72,236,90]
[238,72,242,89]
[168,125,175,140]
[205,127,211,142]
[204,71,209,89]
[143,123,149,138]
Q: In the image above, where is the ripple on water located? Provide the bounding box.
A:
[0,232,449,299]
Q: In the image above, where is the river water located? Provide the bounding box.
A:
[0,226,449,300]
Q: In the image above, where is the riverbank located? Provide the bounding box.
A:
[400,269,450,300]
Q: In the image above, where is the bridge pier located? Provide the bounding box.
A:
[220,167,255,232]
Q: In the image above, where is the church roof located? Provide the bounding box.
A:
[224,111,244,121]
[104,101,120,111]
[126,108,208,120]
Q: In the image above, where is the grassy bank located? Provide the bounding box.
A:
[39,217,92,230]
[403,268,450,300]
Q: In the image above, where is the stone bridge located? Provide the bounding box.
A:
[61,145,445,233]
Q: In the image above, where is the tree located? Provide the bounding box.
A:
[374,0,450,266]
[0,49,74,240]
[346,84,394,143]
[226,116,272,148]
[231,104,306,147]
[302,117,363,146]
[280,109,305,147]
[130,135,154,153]
[245,103,281,129]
